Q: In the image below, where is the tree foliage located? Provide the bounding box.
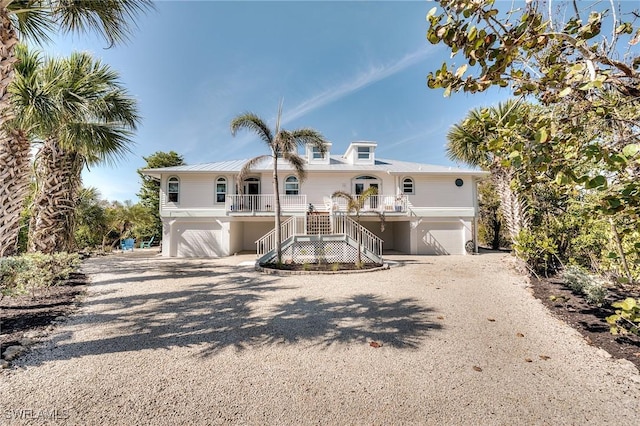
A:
[428,0,640,283]
[0,0,153,257]
[137,151,185,239]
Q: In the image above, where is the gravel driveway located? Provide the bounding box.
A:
[2,251,639,425]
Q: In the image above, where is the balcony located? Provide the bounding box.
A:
[226,194,409,215]
[227,194,307,214]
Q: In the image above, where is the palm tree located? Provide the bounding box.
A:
[231,102,328,263]
[331,187,385,266]
[11,47,139,253]
[0,0,152,257]
[446,99,531,245]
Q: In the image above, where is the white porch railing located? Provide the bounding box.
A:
[332,194,407,213]
[332,215,384,259]
[255,213,383,263]
[256,216,305,257]
[227,194,307,213]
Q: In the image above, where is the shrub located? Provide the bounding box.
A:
[0,252,81,296]
[513,229,559,274]
[606,298,640,335]
[563,265,608,306]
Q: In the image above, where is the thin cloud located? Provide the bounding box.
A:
[282,48,434,125]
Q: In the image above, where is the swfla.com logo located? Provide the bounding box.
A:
[4,408,70,421]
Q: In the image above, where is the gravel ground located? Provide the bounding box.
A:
[1,251,639,425]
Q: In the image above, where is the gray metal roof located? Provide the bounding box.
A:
[141,155,488,178]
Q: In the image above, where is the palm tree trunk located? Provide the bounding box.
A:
[0,10,23,257]
[0,128,31,256]
[273,155,282,263]
[494,169,528,243]
[29,139,83,253]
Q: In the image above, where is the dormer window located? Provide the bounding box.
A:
[312,146,324,160]
[344,141,376,165]
[306,142,331,164]
[357,146,371,160]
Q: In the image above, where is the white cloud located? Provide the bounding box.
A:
[282,47,433,125]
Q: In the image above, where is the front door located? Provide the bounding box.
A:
[243,178,260,211]
[353,176,380,210]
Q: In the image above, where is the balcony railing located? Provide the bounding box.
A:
[227,194,307,213]
[226,194,408,214]
[332,195,408,213]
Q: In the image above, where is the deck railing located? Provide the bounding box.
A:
[256,216,305,257]
[227,194,307,213]
[255,213,383,261]
[228,194,407,214]
[332,215,384,258]
[332,194,407,213]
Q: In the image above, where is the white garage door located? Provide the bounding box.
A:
[416,221,464,255]
[176,222,223,257]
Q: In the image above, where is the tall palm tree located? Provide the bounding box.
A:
[11,46,139,253]
[231,102,328,263]
[0,0,152,257]
[331,187,385,265]
[446,99,531,244]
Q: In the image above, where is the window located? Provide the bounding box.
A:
[284,176,299,195]
[312,146,324,160]
[216,177,227,203]
[403,177,414,194]
[167,177,179,203]
[357,146,371,160]
[455,178,464,187]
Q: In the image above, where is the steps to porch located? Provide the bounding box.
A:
[256,213,384,266]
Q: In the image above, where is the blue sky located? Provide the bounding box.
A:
[43,0,510,202]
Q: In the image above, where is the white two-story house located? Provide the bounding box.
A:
[142,141,488,259]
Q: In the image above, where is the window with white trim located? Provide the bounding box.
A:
[167,177,179,203]
[312,146,324,160]
[357,146,371,160]
[216,177,227,203]
[284,176,299,195]
[402,177,414,194]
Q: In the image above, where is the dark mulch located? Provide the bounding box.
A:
[0,273,88,351]
[530,276,640,370]
[260,262,383,272]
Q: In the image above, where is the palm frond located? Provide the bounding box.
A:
[237,154,270,190]
[58,121,134,166]
[230,112,273,147]
[290,128,329,152]
[8,0,54,43]
[282,152,307,182]
[52,0,155,47]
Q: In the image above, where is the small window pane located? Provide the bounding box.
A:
[403,178,414,194]
[216,178,226,203]
[357,146,370,159]
[168,178,179,203]
[285,176,299,195]
[312,147,324,159]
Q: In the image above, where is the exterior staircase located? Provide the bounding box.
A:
[256,213,384,265]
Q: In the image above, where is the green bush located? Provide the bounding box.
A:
[0,252,80,296]
[563,265,608,306]
[606,298,640,335]
[513,229,559,274]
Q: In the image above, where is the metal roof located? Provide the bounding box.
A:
[141,155,488,178]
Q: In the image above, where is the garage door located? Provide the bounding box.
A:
[416,221,464,255]
[175,222,223,257]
